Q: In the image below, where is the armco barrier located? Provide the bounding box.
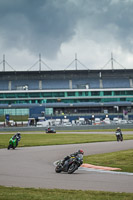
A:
[0,124,133,132]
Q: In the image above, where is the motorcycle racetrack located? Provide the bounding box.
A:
[0,137,133,193]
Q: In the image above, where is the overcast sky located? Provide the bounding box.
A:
[0,0,133,71]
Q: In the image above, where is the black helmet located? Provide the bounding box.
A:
[78,149,84,154]
[17,132,21,136]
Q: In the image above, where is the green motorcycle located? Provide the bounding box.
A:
[7,134,21,150]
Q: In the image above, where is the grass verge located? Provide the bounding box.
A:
[0,186,133,200]
[0,133,133,149]
[84,149,133,173]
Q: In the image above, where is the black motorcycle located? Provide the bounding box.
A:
[55,155,83,174]
[115,131,123,142]
[46,128,56,133]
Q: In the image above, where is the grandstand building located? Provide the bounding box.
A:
[0,68,133,120]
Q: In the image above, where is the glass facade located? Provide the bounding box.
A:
[0,89,133,104]
[0,108,29,115]
[0,69,133,117]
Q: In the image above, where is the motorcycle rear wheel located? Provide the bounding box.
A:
[68,163,78,174]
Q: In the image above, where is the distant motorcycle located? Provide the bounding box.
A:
[55,155,83,174]
[46,128,56,133]
[7,135,21,150]
[115,131,123,142]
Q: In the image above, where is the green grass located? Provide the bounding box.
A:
[1,133,133,149]
[0,186,133,200]
[84,149,133,173]
[0,115,29,122]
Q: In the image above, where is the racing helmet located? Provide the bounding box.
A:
[78,149,84,154]
[17,132,21,136]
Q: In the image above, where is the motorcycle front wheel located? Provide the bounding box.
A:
[55,165,62,173]
[68,163,78,174]
[7,144,12,150]
[116,136,120,142]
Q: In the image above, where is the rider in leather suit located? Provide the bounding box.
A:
[61,149,84,166]
[12,132,21,146]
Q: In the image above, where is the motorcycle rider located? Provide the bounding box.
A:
[116,127,123,139]
[61,149,84,166]
[12,132,21,146]
[116,127,122,136]
[48,126,51,131]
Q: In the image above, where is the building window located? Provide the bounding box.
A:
[42,92,52,97]
[126,91,133,95]
[91,91,100,96]
[114,91,125,95]
[52,92,64,97]
[67,92,75,96]
[78,92,83,96]
[85,92,88,96]
[104,91,112,96]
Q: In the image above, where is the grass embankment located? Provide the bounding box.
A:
[1,133,133,149]
[0,186,133,200]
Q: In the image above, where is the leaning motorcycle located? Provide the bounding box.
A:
[115,132,123,142]
[55,155,83,174]
[7,136,19,150]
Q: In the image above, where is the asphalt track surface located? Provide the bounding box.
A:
[0,139,133,193]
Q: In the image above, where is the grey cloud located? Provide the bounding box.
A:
[0,0,133,59]
[79,0,133,50]
[0,0,80,58]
